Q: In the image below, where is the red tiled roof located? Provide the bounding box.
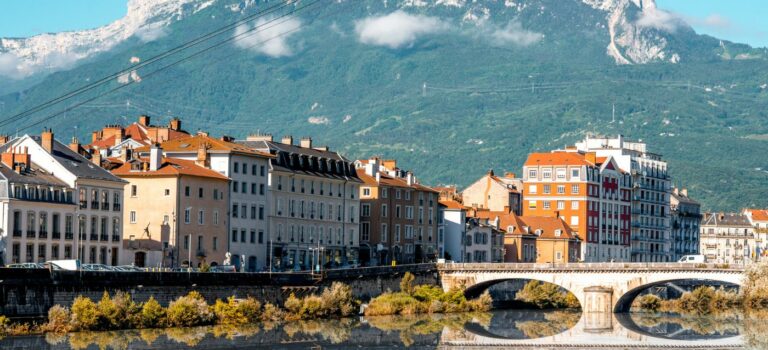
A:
[747,209,768,221]
[357,169,438,193]
[524,152,594,167]
[139,134,273,158]
[517,216,578,240]
[439,199,466,210]
[112,157,229,180]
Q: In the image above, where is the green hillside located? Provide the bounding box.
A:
[1,0,767,211]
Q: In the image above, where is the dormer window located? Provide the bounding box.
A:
[555,229,562,237]
[507,225,515,233]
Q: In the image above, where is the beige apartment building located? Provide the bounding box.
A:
[700,213,755,265]
[112,146,229,268]
[355,158,439,266]
[461,170,522,215]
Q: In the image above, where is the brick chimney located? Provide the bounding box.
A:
[41,128,54,153]
[169,118,181,131]
[196,143,210,168]
[300,137,312,148]
[91,131,101,143]
[2,146,31,172]
[0,135,9,146]
[69,136,80,153]
[138,115,150,126]
[281,135,293,145]
[92,151,102,167]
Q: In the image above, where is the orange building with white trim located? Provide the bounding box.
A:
[522,151,631,262]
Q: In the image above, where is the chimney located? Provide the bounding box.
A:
[41,128,54,153]
[673,187,679,196]
[313,146,328,151]
[149,144,162,171]
[220,135,234,142]
[375,172,381,183]
[365,157,380,177]
[91,131,100,143]
[169,118,181,131]
[382,159,397,171]
[585,152,596,165]
[138,115,150,126]
[281,135,293,145]
[0,135,9,146]
[196,131,209,137]
[681,188,688,197]
[300,137,312,148]
[120,148,133,163]
[196,143,210,168]
[246,133,273,142]
[92,151,102,167]
[69,136,80,154]
[406,171,414,186]
[1,151,14,168]
[487,169,494,176]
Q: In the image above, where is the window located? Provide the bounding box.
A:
[361,222,370,241]
[241,230,246,243]
[214,189,219,200]
[528,185,537,194]
[381,224,388,242]
[556,169,566,179]
[184,235,190,250]
[197,235,203,251]
[258,230,264,244]
[130,185,137,197]
[198,210,204,225]
[252,164,258,175]
[405,191,411,200]
[251,205,257,219]
[557,201,565,210]
[198,188,203,198]
[543,201,551,210]
[571,184,579,194]
[556,251,562,261]
[571,168,580,179]
[382,204,388,217]
[232,204,238,218]
[164,189,170,196]
[571,216,579,226]
[381,188,388,198]
[259,184,265,195]
[528,200,536,209]
[528,169,537,179]
[233,182,239,193]
[213,211,219,225]
[129,211,136,223]
[260,165,266,176]
[542,169,551,179]
[184,208,191,224]
[363,188,371,197]
[184,186,190,197]
[258,206,264,220]
[213,237,218,251]
[543,185,551,194]
[361,204,370,217]
[241,204,247,219]
[395,225,401,242]
[571,201,579,210]
[396,190,401,199]
[250,230,256,244]
[234,162,239,173]
[557,185,565,194]
[232,229,238,242]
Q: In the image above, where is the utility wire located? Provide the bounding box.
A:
[0,0,297,127]
[17,0,330,132]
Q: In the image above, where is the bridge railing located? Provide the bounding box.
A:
[437,262,746,272]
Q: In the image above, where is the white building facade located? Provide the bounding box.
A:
[700,213,755,265]
[575,135,672,262]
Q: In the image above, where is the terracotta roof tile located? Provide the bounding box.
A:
[439,199,466,210]
[140,134,273,158]
[524,152,594,167]
[112,157,229,180]
[357,169,438,193]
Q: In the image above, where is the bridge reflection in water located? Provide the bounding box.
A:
[441,311,744,349]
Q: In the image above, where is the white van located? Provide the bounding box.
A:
[678,255,706,263]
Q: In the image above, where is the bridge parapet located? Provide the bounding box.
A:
[437,262,746,273]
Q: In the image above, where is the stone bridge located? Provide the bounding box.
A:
[437,263,745,312]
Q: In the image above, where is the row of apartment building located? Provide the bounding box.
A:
[2,116,759,269]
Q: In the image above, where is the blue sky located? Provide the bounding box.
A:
[0,0,767,47]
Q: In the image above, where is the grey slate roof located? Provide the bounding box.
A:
[0,136,125,183]
[701,213,752,227]
[0,162,68,187]
[237,140,361,182]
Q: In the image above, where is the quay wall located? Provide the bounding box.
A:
[0,264,439,317]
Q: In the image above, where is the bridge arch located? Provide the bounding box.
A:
[462,278,582,308]
[613,277,742,313]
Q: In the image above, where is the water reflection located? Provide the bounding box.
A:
[0,310,760,349]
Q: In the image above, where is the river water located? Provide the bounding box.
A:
[0,309,763,349]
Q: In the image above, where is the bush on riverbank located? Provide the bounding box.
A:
[364,273,492,316]
[515,281,580,309]
[284,282,358,320]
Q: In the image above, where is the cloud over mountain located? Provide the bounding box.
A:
[233,17,302,58]
[354,11,449,49]
[488,21,543,46]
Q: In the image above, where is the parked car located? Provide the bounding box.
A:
[210,265,236,273]
[678,255,706,263]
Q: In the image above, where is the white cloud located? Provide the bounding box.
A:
[136,23,168,42]
[488,21,543,46]
[689,14,731,30]
[636,7,685,32]
[0,53,29,79]
[308,116,330,125]
[354,11,449,49]
[233,17,302,57]
[0,51,80,79]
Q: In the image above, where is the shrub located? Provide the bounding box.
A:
[636,294,662,312]
[413,285,444,303]
[166,291,213,327]
[260,303,284,322]
[365,292,422,316]
[238,297,262,323]
[299,295,324,319]
[284,293,302,315]
[140,297,166,328]
[319,282,357,317]
[71,296,100,331]
[400,272,415,295]
[213,297,247,325]
[42,305,72,333]
[515,281,578,309]
[468,291,493,312]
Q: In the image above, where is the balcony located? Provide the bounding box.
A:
[79,201,87,209]
[113,204,121,212]
[90,201,98,210]
[90,234,98,241]
[65,232,74,240]
[101,202,109,211]
[12,229,21,237]
[52,231,60,239]
[100,234,108,242]
[26,230,36,238]
[112,235,120,242]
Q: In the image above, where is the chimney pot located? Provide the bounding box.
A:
[281,135,293,145]
[139,115,151,126]
[169,118,181,131]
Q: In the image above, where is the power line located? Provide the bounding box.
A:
[16,0,331,132]
[0,0,299,128]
